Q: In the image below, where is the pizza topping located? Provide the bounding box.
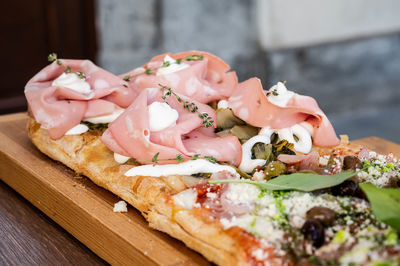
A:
[113,153,130,164]
[25,57,138,139]
[306,207,336,226]
[83,107,125,124]
[124,51,238,104]
[227,78,340,147]
[301,218,325,248]
[343,155,363,170]
[147,101,179,132]
[156,55,190,76]
[172,188,198,209]
[124,159,238,177]
[52,72,91,94]
[64,123,89,135]
[266,81,295,107]
[217,99,229,109]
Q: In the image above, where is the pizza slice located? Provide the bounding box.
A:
[25,51,400,265]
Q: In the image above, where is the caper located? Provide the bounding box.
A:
[216,108,244,130]
[301,219,325,248]
[306,207,336,226]
[265,161,286,179]
[343,155,362,170]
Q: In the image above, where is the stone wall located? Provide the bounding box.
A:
[97,0,400,118]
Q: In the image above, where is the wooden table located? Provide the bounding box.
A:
[1,113,399,265]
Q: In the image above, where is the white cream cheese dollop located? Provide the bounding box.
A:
[156,55,189,76]
[125,159,237,177]
[64,124,89,135]
[52,73,91,95]
[148,101,179,132]
[83,108,125,124]
[114,153,130,164]
[217,100,229,109]
[266,82,294,107]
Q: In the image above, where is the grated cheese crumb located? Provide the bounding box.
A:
[113,200,128,212]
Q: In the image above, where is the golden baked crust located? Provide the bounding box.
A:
[28,118,364,265]
[28,118,257,265]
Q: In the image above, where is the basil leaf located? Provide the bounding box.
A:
[360,183,400,231]
[208,171,355,192]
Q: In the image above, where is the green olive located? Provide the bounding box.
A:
[265,161,286,179]
[216,108,245,130]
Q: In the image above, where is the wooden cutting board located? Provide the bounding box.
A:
[1,113,399,265]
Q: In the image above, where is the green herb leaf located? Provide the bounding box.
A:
[162,61,170,67]
[152,152,160,163]
[123,75,130,81]
[48,53,57,62]
[208,171,355,192]
[191,154,200,160]
[64,66,72,73]
[204,156,218,164]
[360,183,400,231]
[76,71,86,79]
[185,54,204,61]
[176,154,183,163]
[176,58,182,64]
[145,67,152,75]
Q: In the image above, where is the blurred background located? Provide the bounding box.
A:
[1,0,400,142]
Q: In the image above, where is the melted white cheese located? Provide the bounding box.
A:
[52,73,91,94]
[124,159,237,177]
[266,82,294,107]
[83,108,125,124]
[173,188,197,209]
[114,153,130,164]
[156,55,189,76]
[65,124,89,135]
[148,101,179,132]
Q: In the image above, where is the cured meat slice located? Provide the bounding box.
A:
[25,59,138,139]
[101,88,242,165]
[228,78,339,147]
[122,51,238,103]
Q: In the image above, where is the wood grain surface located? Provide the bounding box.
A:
[0,113,399,265]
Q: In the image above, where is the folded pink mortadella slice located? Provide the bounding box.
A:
[25,59,139,139]
[122,51,238,104]
[101,89,242,165]
[228,78,340,147]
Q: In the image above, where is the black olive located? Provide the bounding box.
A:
[301,219,325,248]
[343,155,363,170]
[331,180,358,197]
[354,186,368,200]
[306,207,336,226]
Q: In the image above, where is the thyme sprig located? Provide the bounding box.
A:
[160,54,204,68]
[159,84,214,128]
[149,153,218,164]
[123,67,152,82]
[47,53,86,79]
